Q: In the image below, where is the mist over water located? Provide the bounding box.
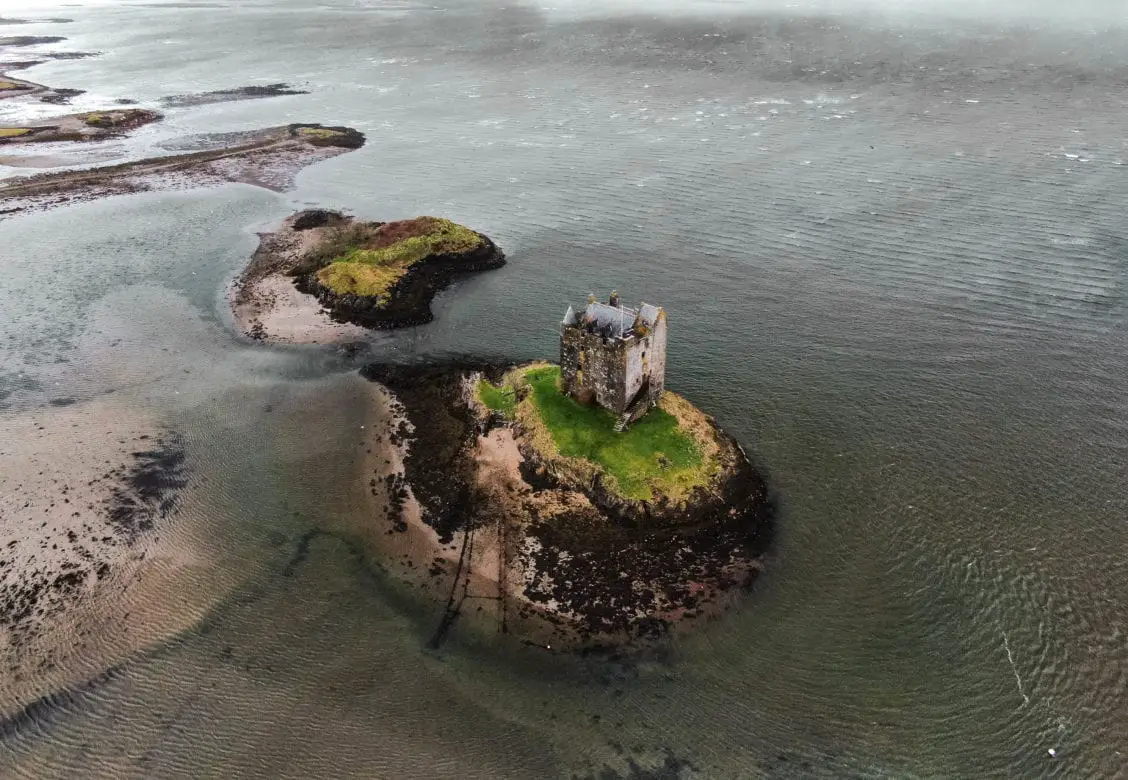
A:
[2,0,1128,777]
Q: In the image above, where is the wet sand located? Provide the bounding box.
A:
[231,214,373,345]
[0,399,206,716]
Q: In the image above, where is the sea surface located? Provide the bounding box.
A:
[1,0,1127,777]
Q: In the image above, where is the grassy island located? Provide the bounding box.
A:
[477,364,723,502]
[308,216,484,298]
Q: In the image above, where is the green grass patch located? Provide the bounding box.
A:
[314,217,483,297]
[296,126,345,139]
[521,365,706,501]
[476,378,517,418]
[0,127,31,138]
[315,262,405,297]
[0,81,26,90]
[79,111,112,127]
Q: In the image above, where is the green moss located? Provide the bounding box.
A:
[315,262,404,298]
[0,127,32,138]
[80,112,110,127]
[521,366,707,501]
[341,236,434,267]
[0,81,25,90]
[314,217,483,297]
[339,219,481,266]
[296,127,344,139]
[477,378,517,418]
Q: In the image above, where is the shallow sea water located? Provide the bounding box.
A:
[1,0,1127,776]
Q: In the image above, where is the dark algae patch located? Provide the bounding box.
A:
[104,438,189,542]
[0,36,68,47]
[0,435,188,648]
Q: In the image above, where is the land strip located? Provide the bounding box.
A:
[0,124,366,218]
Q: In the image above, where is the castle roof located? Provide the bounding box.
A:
[583,302,638,338]
[561,296,664,340]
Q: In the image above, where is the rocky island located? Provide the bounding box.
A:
[351,294,773,649]
[232,209,506,342]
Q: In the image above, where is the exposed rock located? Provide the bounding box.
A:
[160,82,309,108]
[0,109,162,145]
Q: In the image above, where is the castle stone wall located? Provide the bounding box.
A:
[647,314,667,403]
[560,300,668,417]
[560,328,629,412]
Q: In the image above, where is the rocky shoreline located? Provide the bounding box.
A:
[358,360,774,649]
[231,210,506,343]
[0,108,162,146]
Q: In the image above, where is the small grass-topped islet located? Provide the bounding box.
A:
[313,216,483,298]
[0,127,32,138]
[478,365,720,502]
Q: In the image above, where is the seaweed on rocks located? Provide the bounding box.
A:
[37,87,84,105]
[291,208,344,231]
[103,437,189,542]
[360,361,489,543]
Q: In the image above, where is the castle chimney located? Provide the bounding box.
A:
[609,290,620,307]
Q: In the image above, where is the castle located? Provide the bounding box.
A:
[560,292,667,426]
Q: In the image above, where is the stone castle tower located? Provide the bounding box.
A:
[560,291,667,424]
